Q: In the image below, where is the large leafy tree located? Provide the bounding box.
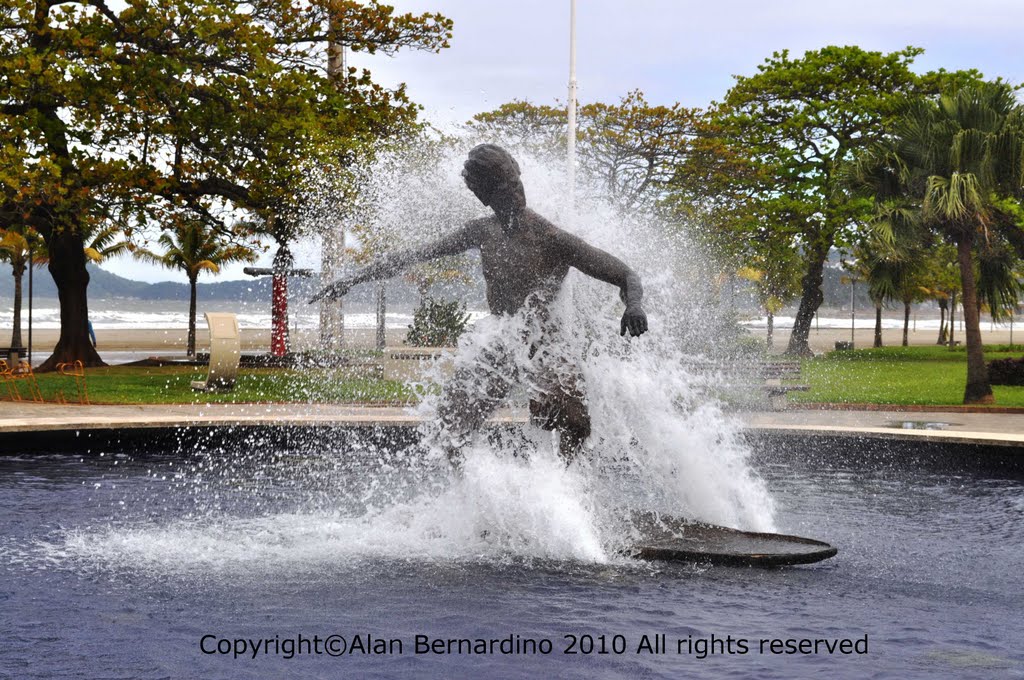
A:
[578,91,697,213]
[0,221,127,356]
[468,91,697,214]
[466,100,567,164]
[710,46,927,356]
[854,81,1024,403]
[0,0,451,370]
[666,113,808,349]
[135,220,256,357]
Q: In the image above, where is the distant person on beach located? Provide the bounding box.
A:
[311,144,647,466]
[87,320,97,348]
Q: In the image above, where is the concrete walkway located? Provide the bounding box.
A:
[1,401,1022,449]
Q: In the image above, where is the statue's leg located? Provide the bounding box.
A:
[435,345,513,469]
[528,367,591,464]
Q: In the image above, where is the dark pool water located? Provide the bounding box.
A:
[1,435,1023,679]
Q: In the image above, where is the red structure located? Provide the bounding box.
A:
[271,266,289,356]
[244,246,312,358]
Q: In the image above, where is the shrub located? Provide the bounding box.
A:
[406,297,470,347]
[987,356,1024,386]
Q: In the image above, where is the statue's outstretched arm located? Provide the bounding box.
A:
[557,231,648,337]
[309,223,480,303]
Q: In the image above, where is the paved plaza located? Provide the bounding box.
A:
[1,401,1022,449]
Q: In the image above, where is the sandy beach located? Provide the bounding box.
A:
[759,325,1021,354]
[5,323,1020,361]
[7,327,412,355]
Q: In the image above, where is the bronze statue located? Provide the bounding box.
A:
[311,144,647,464]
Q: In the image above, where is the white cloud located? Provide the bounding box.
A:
[107,0,1024,281]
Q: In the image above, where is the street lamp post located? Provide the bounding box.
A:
[566,0,577,216]
[850,277,856,347]
[840,273,858,348]
[321,28,346,350]
[27,241,32,364]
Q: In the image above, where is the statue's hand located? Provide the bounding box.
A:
[308,278,351,303]
[620,305,648,337]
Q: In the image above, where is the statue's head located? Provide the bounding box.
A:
[462,144,526,215]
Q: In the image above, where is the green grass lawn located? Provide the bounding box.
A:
[791,345,1024,407]
[8,365,418,405]
[8,346,1024,408]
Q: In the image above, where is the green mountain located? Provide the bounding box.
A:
[0,264,482,307]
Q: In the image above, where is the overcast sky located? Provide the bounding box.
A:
[102,0,1024,283]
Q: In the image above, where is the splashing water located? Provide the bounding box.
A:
[45,142,776,573]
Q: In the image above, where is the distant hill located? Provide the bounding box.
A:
[0,264,278,302]
[0,263,485,308]
[2,253,919,313]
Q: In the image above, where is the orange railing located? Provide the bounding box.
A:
[56,360,90,405]
[0,358,43,402]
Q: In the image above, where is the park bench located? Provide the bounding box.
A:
[191,312,241,392]
[384,347,447,382]
[759,359,808,409]
[681,357,808,410]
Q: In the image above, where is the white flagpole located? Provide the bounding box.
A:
[567,0,577,220]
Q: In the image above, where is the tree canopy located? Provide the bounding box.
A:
[0,0,451,368]
[708,45,928,355]
[468,91,697,214]
[851,80,1024,402]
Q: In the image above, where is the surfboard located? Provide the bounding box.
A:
[623,510,837,567]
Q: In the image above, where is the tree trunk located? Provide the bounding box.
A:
[948,292,956,348]
[375,284,387,350]
[902,301,911,347]
[9,261,24,351]
[785,244,828,357]
[187,275,198,357]
[873,304,883,348]
[937,299,947,345]
[38,227,105,372]
[766,309,774,349]
[956,232,993,404]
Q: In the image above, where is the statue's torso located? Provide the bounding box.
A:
[475,210,570,316]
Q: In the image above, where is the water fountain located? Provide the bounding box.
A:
[1,143,1021,678]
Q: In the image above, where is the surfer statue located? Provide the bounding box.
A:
[311,144,647,466]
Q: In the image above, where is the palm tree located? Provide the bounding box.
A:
[914,244,961,345]
[852,82,1024,403]
[862,253,894,349]
[136,222,256,356]
[0,222,132,358]
[83,224,132,264]
[0,227,46,353]
[737,258,801,349]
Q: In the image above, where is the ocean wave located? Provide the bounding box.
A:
[0,305,490,330]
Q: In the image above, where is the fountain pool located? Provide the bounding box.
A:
[1,429,1021,679]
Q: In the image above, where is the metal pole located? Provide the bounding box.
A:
[850,279,855,347]
[321,27,346,350]
[375,284,386,350]
[566,0,577,217]
[27,242,32,364]
[948,293,956,347]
